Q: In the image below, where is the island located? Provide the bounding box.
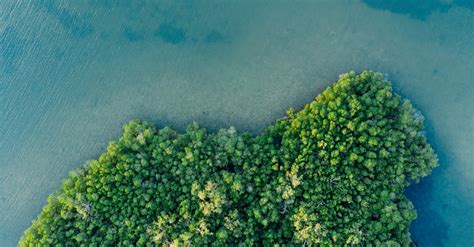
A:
[20,71,438,246]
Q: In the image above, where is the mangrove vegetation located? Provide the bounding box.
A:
[20,71,438,246]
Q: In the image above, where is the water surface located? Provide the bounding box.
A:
[1,1,473,246]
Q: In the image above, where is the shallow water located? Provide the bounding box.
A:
[1,0,473,246]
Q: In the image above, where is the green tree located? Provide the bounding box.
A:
[20,71,437,246]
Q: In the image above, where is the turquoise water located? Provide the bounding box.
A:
[1,1,473,246]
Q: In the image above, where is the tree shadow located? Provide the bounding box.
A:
[405,116,449,246]
[406,177,449,246]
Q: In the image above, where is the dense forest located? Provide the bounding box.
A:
[20,71,438,246]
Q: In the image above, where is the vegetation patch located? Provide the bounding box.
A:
[20,71,438,246]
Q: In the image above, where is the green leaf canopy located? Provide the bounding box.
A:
[20,71,438,246]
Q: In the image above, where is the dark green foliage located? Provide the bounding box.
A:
[20,71,438,246]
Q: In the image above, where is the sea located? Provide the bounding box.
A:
[1,0,473,246]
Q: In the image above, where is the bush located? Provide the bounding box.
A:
[20,71,438,246]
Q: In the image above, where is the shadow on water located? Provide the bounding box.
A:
[362,0,474,20]
[406,116,450,246]
[406,178,449,246]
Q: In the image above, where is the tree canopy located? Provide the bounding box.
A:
[20,71,438,246]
